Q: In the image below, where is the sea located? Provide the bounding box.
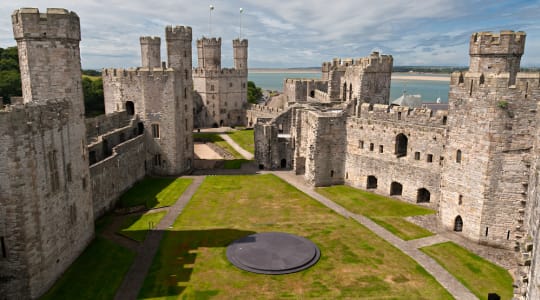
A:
[248,72,450,103]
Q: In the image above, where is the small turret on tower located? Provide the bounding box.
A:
[197,37,221,70]
[140,36,161,69]
[469,30,526,83]
[233,39,248,70]
[165,26,192,70]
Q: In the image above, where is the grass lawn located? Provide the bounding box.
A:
[317,185,435,240]
[421,242,513,300]
[118,211,168,242]
[139,174,452,299]
[119,177,193,209]
[223,159,250,169]
[40,237,135,300]
[227,129,254,154]
[193,133,244,159]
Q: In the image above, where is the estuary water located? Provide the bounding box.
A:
[248,72,450,103]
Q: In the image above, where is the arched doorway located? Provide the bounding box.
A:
[395,133,408,157]
[220,120,224,127]
[454,216,463,232]
[126,101,135,115]
[417,188,430,203]
[280,159,287,168]
[310,90,315,97]
[367,176,377,189]
[390,182,402,196]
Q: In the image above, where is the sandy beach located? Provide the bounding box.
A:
[249,69,450,82]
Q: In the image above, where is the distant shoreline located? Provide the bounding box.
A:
[249,68,319,74]
[249,69,450,82]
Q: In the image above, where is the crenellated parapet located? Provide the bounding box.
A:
[165,25,192,41]
[103,67,178,80]
[450,70,540,98]
[12,8,80,41]
[470,30,525,57]
[192,67,247,77]
[357,103,448,127]
[233,38,248,47]
[0,99,72,132]
[140,36,161,68]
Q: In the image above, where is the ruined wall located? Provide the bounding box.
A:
[246,104,283,127]
[344,104,447,208]
[441,71,539,248]
[85,111,131,142]
[283,79,327,103]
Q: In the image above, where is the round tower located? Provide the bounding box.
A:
[140,36,161,69]
[469,30,526,83]
[165,26,192,70]
[233,39,248,70]
[197,37,221,70]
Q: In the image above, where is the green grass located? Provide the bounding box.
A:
[40,237,135,300]
[139,174,452,299]
[82,75,101,81]
[316,185,435,240]
[118,211,168,242]
[421,242,513,299]
[119,177,193,209]
[227,129,254,154]
[95,213,114,235]
[193,133,244,159]
[223,159,250,169]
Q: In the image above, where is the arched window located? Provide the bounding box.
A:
[454,216,463,232]
[367,176,377,189]
[126,101,135,115]
[456,150,462,163]
[395,134,408,157]
[417,188,430,203]
[390,182,403,196]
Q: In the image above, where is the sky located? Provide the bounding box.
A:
[1,1,539,69]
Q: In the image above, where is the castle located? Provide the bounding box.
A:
[252,31,540,298]
[2,6,540,300]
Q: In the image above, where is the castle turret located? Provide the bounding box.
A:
[197,37,221,70]
[165,26,192,70]
[233,39,248,70]
[140,36,161,69]
[469,30,525,83]
[12,8,82,108]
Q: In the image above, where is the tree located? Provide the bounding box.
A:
[0,70,21,103]
[247,80,263,104]
[82,77,105,117]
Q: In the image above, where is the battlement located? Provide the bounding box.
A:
[233,39,248,47]
[165,25,192,40]
[140,36,160,44]
[357,103,448,127]
[0,98,72,132]
[197,37,222,46]
[192,67,247,77]
[103,68,179,84]
[322,53,393,72]
[247,104,284,114]
[450,71,540,94]
[12,8,80,41]
[284,78,324,84]
[470,30,526,56]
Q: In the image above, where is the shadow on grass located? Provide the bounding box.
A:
[139,228,256,299]
[118,177,176,208]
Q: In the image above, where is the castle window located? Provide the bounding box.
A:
[242,82,246,88]
[395,133,408,157]
[210,85,215,91]
[349,83,353,100]
[82,177,87,191]
[66,163,72,182]
[152,124,160,138]
[367,176,377,189]
[330,170,334,177]
[185,69,188,80]
[225,101,228,107]
[369,143,374,151]
[442,116,447,125]
[48,151,60,193]
[153,154,162,167]
[379,145,384,153]
[343,82,347,101]
[427,154,433,163]
[439,156,444,166]
[485,227,489,237]
[126,101,135,115]
[414,152,420,160]
[185,119,188,131]
[229,82,233,87]
[69,204,77,225]
[398,112,402,120]
[456,150,462,163]
[359,140,364,149]
[507,230,510,240]
[184,87,188,98]
[1,237,6,258]
[479,74,485,85]
[390,182,403,196]
[417,188,430,203]
[458,194,463,205]
[469,80,474,96]
[458,73,464,84]
[454,216,463,232]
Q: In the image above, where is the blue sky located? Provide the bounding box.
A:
[1,1,539,69]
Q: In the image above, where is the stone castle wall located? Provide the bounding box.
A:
[246,104,283,127]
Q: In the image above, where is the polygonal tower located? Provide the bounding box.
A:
[165,25,192,70]
[1,8,94,298]
[233,39,248,70]
[197,37,221,70]
[140,36,161,68]
[440,30,537,249]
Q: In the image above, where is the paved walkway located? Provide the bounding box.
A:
[219,133,254,160]
[273,171,478,300]
[114,176,205,300]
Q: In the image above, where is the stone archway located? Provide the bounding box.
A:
[367,176,377,189]
[454,216,463,232]
[417,188,430,203]
[390,182,402,196]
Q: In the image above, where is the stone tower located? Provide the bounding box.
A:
[233,39,248,70]
[166,26,192,70]
[197,37,221,70]
[140,36,161,68]
[0,8,94,298]
[440,30,536,249]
